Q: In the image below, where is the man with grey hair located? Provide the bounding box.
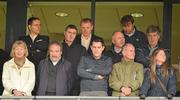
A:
[135,25,170,69]
[36,41,73,96]
[109,43,144,96]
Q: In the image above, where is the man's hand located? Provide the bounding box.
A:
[120,92,126,96]
[97,75,104,80]
[120,86,132,96]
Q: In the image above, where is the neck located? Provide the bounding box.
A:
[156,61,163,65]
[83,34,91,39]
[93,55,101,60]
[30,32,38,37]
[124,57,133,62]
[50,57,61,63]
[65,40,73,47]
[149,44,157,48]
[114,46,122,53]
[14,57,25,68]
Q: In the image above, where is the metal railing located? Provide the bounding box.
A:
[0,96,180,100]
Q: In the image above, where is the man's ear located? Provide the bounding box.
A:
[112,38,115,44]
[90,25,93,30]
[28,25,31,30]
[90,45,92,50]
[102,46,105,51]
[122,50,125,56]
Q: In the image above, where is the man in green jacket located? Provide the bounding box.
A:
[109,43,144,96]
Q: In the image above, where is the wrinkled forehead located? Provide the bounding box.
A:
[123,44,135,52]
[49,44,61,50]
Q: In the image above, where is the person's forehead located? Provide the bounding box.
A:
[123,21,133,26]
[92,42,102,46]
[148,32,159,36]
[81,22,92,26]
[126,45,135,50]
[32,20,40,24]
[50,44,61,49]
[15,45,25,49]
[66,28,77,32]
[114,32,124,37]
[158,50,165,54]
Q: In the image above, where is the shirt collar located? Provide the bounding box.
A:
[124,28,135,37]
[81,33,92,40]
[114,46,122,53]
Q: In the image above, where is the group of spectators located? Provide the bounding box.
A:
[0,14,177,99]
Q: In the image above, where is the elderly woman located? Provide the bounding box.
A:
[2,40,35,96]
[139,48,176,98]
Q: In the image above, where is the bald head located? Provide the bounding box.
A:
[122,43,135,61]
[112,31,125,48]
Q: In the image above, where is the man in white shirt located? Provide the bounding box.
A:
[74,18,103,55]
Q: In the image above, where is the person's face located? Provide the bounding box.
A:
[148,32,160,47]
[80,22,93,37]
[64,28,77,43]
[28,20,41,35]
[49,44,62,62]
[112,32,125,48]
[155,50,166,64]
[91,42,105,59]
[14,45,26,59]
[122,21,134,34]
[123,45,135,60]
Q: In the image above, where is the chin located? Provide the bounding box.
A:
[52,59,58,62]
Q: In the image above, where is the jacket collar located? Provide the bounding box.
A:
[62,39,76,47]
[8,58,32,69]
[121,58,134,64]
[89,54,106,61]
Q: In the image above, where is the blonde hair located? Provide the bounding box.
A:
[10,40,28,58]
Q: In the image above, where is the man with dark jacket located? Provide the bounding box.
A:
[135,25,170,69]
[74,18,103,55]
[120,15,148,49]
[105,31,125,64]
[105,31,125,96]
[36,41,72,96]
[62,24,87,95]
[78,38,112,96]
[19,17,49,72]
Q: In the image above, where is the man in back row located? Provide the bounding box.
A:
[19,17,49,95]
[62,24,87,95]
[74,18,103,55]
[105,31,125,64]
[121,15,148,49]
[135,25,170,69]
[19,17,49,72]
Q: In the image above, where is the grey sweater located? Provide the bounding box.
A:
[77,55,112,92]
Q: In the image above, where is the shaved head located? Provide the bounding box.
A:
[112,31,125,48]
